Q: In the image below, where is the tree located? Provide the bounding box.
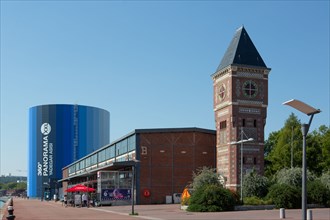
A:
[317,125,330,171]
[16,181,27,190]
[264,131,280,157]
[306,130,324,176]
[265,113,302,176]
[264,131,280,177]
[265,114,329,176]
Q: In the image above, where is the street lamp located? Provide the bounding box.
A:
[229,127,254,203]
[131,159,140,215]
[283,99,321,220]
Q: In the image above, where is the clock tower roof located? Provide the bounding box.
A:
[216,26,267,72]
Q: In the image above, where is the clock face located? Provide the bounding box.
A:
[243,80,258,98]
[218,84,226,101]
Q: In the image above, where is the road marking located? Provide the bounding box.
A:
[90,208,164,220]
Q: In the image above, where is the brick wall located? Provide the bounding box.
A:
[138,131,216,204]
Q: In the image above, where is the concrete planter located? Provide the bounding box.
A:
[180,205,188,210]
[234,205,276,211]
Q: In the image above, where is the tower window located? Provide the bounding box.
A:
[254,157,257,165]
[254,119,257,127]
[243,80,258,98]
[242,119,246,127]
[220,121,227,130]
[243,157,246,164]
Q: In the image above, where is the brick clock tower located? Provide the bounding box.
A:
[211,26,271,190]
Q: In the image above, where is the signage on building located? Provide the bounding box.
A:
[101,188,131,201]
[37,123,54,177]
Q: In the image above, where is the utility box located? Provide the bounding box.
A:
[173,193,181,204]
[165,196,172,204]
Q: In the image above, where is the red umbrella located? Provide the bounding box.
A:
[65,184,95,192]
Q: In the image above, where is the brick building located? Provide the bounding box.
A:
[211,26,271,190]
[61,127,216,205]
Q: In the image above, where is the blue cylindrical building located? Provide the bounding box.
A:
[28,104,110,198]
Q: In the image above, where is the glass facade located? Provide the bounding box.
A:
[68,134,136,176]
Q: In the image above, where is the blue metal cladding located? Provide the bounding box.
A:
[28,104,110,198]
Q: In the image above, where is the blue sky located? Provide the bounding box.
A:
[1,1,329,176]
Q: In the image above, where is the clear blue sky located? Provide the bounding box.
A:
[1,1,329,176]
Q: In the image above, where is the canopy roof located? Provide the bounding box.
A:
[65,184,95,192]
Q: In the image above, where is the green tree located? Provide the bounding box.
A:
[16,181,27,190]
[317,125,330,171]
[265,114,329,176]
[264,131,280,177]
[6,182,18,189]
[264,131,280,157]
[265,113,302,176]
[306,130,324,176]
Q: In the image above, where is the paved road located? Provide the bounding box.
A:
[2,198,330,220]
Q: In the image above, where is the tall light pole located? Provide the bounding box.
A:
[229,127,254,203]
[291,126,294,168]
[283,99,321,220]
[131,159,140,215]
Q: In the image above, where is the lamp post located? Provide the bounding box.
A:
[283,99,321,220]
[229,127,254,203]
[131,159,140,215]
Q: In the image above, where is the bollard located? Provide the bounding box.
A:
[7,206,14,215]
[6,205,16,220]
[280,208,285,219]
[307,209,313,220]
[8,198,13,206]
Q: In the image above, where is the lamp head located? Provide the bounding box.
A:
[283,99,321,116]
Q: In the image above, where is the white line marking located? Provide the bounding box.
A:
[90,208,164,220]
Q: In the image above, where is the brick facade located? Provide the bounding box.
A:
[212,27,271,191]
[137,129,216,204]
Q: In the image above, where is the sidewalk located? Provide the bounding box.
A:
[1,198,136,220]
[2,198,330,220]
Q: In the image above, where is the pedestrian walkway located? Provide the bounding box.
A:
[1,198,135,220]
[2,198,330,220]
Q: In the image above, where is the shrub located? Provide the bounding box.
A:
[307,179,330,207]
[275,167,315,187]
[243,170,269,198]
[187,184,236,212]
[267,183,301,209]
[244,196,272,206]
[319,171,330,190]
[229,189,241,205]
[190,167,221,190]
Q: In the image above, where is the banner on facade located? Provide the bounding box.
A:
[101,188,131,201]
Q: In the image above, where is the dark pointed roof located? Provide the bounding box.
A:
[216,26,267,72]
